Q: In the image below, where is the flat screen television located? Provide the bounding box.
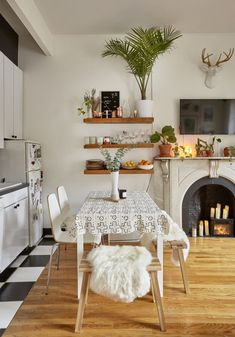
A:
[180,99,235,134]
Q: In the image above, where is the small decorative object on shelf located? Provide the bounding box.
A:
[93,111,102,118]
[116,106,123,118]
[101,91,120,118]
[150,125,177,157]
[195,137,221,157]
[103,136,111,144]
[77,88,100,117]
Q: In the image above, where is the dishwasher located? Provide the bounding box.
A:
[0,187,29,273]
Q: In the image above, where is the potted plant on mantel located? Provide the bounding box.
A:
[195,137,222,157]
[102,26,182,117]
[150,125,177,157]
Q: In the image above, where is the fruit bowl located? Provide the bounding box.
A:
[137,164,153,170]
[138,160,153,170]
[122,161,138,170]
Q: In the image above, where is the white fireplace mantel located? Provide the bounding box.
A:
[152,157,235,228]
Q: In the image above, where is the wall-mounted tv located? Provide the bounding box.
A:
[180,99,235,135]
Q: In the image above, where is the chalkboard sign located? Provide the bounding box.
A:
[101,91,120,116]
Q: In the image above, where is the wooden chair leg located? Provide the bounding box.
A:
[150,271,166,332]
[151,282,156,303]
[85,273,90,306]
[75,272,89,332]
[175,248,190,295]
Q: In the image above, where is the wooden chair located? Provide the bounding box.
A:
[75,253,166,333]
[153,239,190,294]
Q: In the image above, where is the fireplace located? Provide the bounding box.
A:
[182,177,235,236]
[153,158,235,238]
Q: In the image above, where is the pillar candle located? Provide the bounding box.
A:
[204,220,209,236]
[210,207,215,218]
[199,221,204,237]
[222,208,228,219]
[192,224,197,237]
[215,207,221,219]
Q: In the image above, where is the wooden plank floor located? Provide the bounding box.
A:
[3,238,235,337]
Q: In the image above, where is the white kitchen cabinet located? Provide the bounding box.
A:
[13,65,23,139]
[0,52,3,148]
[0,188,29,273]
[3,54,23,140]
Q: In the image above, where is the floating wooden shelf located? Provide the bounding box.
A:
[83,117,154,124]
[84,143,154,149]
[84,169,154,175]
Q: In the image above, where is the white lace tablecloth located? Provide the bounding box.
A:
[70,191,169,237]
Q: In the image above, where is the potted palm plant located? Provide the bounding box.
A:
[150,125,177,157]
[102,26,182,117]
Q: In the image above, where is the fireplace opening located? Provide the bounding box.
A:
[182,177,235,237]
[210,218,234,236]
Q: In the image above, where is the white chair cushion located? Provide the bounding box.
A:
[87,245,152,303]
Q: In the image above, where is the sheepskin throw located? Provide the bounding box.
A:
[87,245,152,303]
[140,211,190,266]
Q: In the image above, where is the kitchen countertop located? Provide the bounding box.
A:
[0,183,29,196]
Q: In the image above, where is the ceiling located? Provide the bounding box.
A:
[34,0,235,34]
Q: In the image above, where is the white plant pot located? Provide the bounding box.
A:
[137,100,154,117]
[111,171,120,202]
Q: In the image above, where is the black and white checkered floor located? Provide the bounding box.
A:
[0,237,56,337]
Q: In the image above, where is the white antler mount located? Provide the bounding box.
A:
[200,48,234,89]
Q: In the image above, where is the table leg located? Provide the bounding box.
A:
[77,234,84,299]
[156,235,163,297]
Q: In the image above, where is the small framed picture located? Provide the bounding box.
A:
[101,91,120,117]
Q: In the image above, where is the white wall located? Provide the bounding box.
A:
[19,33,235,228]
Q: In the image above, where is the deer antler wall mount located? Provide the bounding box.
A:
[200,48,234,89]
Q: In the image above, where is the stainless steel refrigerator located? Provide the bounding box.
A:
[0,140,43,246]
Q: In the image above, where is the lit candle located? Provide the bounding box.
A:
[192,224,197,237]
[204,220,209,236]
[210,207,215,218]
[222,208,228,219]
[215,208,221,219]
[216,204,221,219]
[199,220,204,237]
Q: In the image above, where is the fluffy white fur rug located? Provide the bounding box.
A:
[87,245,152,303]
[140,211,190,266]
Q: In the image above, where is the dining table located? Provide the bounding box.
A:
[69,191,170,298]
